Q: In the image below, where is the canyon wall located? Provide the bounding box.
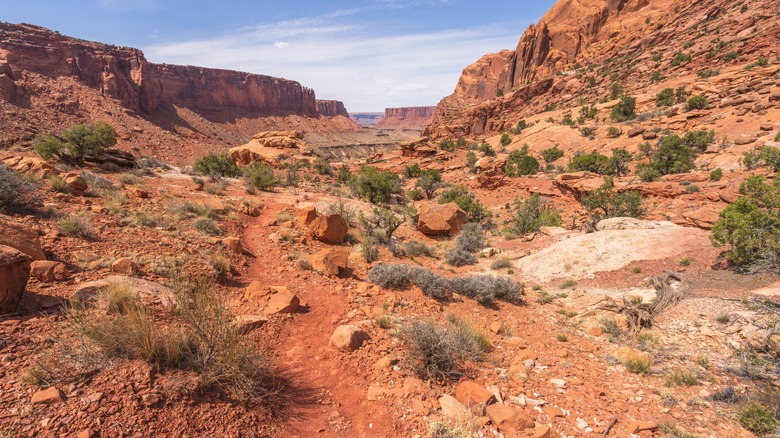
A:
[317,99,349,117]
[375,106,435,130]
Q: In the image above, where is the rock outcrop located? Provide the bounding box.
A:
[317,100,349,117]
[0,244,31,314]
[376,107,435,130]
[229,131,308,166]
[417,203,467,236]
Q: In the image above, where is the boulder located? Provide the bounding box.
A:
[31,387,64,405]
[308,247,350,277]
[73,276,174,307]
[111,257,137,274]
[297,206,318,227]
[438,394,472,421]
[308,214,348,244]
[63,173,88,196]
[330,325,369,351]
[263,287,300,315]
[417,203,467,236]
[0,245,31,314]
[454,380,496,414]
[234,315,268,333]
[0,215,45,260]
[627,126,646,137]
[486,404,535,432]
[30,260,69,283]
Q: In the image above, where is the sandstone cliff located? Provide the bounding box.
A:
[375,106,435,130]
[317,100,349,117]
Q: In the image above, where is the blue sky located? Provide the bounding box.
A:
[4,1,556,112]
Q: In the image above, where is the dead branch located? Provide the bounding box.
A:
[598,272,687,335]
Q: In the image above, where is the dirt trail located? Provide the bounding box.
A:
[242,201,398,438]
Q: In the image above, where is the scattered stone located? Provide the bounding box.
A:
[222,237,252,256]
[485,403,534,431]
[30,260,69,283]
[438,394,472,421]
[263,288,300,315]
[330,325,369,352]
[0,215,45,260]
[308,247,350,277]
[308,214,348,244]
[454,380,496,414]
[297,206,318,227]
[489,321,504,334]
[111,257,137,275]
[627,420,659,434]
[234,315,268,333]
[417,202,467,236]
[31,387,64,405]
[141,392,161,406]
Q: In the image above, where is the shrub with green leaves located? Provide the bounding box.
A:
[711,176,780,271]
[582,177,643,222]
[637,134,698,176]
[611,96,636,122]
[542,146,564,164]
[683,129,716,151]
[710,168,723,181]
[743,146,780,171]
[438,186,490,222]
[313,157,333,175]
[336,165,352,183]
[403,163,422,178]
[194,153,242,178]
[607,126,622,138]
[478,142,496,157]
[506,193,562,236]
[504,150,539,177]
[500,132,511,147]
[687,95,709,110]
[34,122,117,162]
[569,152,610,173]
[244,162,276,191]
[670,51,692,66]
[656,88,675,107]
[439,139,455,152]
[352,166,402,204]
[0,163,38,212]
[415,169,443,199]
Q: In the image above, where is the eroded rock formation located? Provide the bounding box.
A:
[317,100,349,117]
[375,106,435,130]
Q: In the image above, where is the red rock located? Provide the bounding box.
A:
[234,315,268,333]
[375,107,435,130]
[263,288,300,315]
[0,214,45,260]
[308,247,350,277]
[62,173,88,195]
[30,260,69,283]
[111,257,137,275]
[417,202,467,236]
[329,325,369,352]
[438,394,472,421]
[308,214,348,244]
[0,245,31,314]
[454,380,496,413]
[532,423,552,438]
[485,403,534,432]
[627,420,659,434]
[317,100,349,117]
[31,387,64,405]
[297,206,318,227]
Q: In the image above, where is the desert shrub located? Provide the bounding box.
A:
[739,402,779,435]
[607,126,622,138]
[412,268,449,298]
[687,95,709,110]
[478,142,496,157]
[623,356,650,374]
[0,164,39,212]
[448,275,521,305]
[580,105,597,119]
[194,217,222,236]
[500,132,511,147]
[445,249,477,267]
[610,96,636,122]
[683,129,716,151]
[569,153,609,173]
[639,134,698,176]
[169,200,213,219]
[446,314,491,355]
[670,51,692,66]
[582,177,644,222]
[313,157,333,175]
[656,88,675,107]
[244,162,276,191]
[438,186,490,223]
[665,369,700,387]
[403,164,421,178]
[743,146,780,171]
[59,214,97,240]
[542,146,564,164]
[490,258,512,270]
[400,319,472,381]
[352,166,402,204]
[336,165,352,184]
[580,126,597,139]
[506,193,562,236]
[361,240,379,263]
[504,150,539,177]
[407,188,423,201]
[454,223,485,253]
[709,386,739,404]
[723,51,738,62]
[466,152,478,173]
[439,139,455,152]
[193,153,241,178]
[607,148,632,177]
[360,207,405,243]
[426,419,473,438]
[34,122,117,162]
[416,169,443,199]
[100,281,138,314]
[49,174,72,193]
[368,263,415,289]
[399,240,435,258]
[684,184,700,194]
[600,317,623,337]
[209,252,231,277]
[710,176,780,271]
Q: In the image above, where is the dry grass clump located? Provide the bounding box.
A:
[427,419,474,438]
[63,276,275,402]
[0,163,39,212]
[59,213,98,240]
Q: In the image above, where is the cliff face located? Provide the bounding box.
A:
[317,99,349,117]
[375,106,436,130]
[428,0,675,137]
[0,22,318,117]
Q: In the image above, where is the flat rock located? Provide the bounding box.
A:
[0,214,45,260]
[486,403,534,432]
[31,387,64,405]
[330,324,369,351]
[438,394,472,421]
[263,289,300,315]
[30,260,69,283]
[308,247,350,277]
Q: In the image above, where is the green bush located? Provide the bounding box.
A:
[439,139,455,152]
[656,88,675,107]
[580,126,597,139]
[194,153,242,178]
[34,122,117,162]
[336,165,352,184]
[739,402,779,435]
[500,132,511,147]
[606,148,632,177]
[403,163,422,178]
[638,134,698,176]
[723,51,738,62]
[580,105,597,119]
[687,95,709,110]
[711,176,780,271]
[478,142,496,157]
[59,214,97,240]
[454,223,485,253]
[683,129,716,151]
[710,168,723,181]
[244,162,276,191]
[607,126,622,138]
[438,186,490,222]
[611,96,636,122]
[352,166,402,204]
[582,177,644,222]
[743,146,780,171]
[466,152,478,173]
[506,193,562,236]
[542,146,564,164]
[314,157,333,175]
[569,153,610,173]
[504,150,539,177]
[416,169,443,199]
[670,51,693,67]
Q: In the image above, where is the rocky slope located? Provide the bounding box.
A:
[0,22,361,164]
[427,0,778,137]
[375,106,435,131]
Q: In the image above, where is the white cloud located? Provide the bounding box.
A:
[143,11,524,112]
